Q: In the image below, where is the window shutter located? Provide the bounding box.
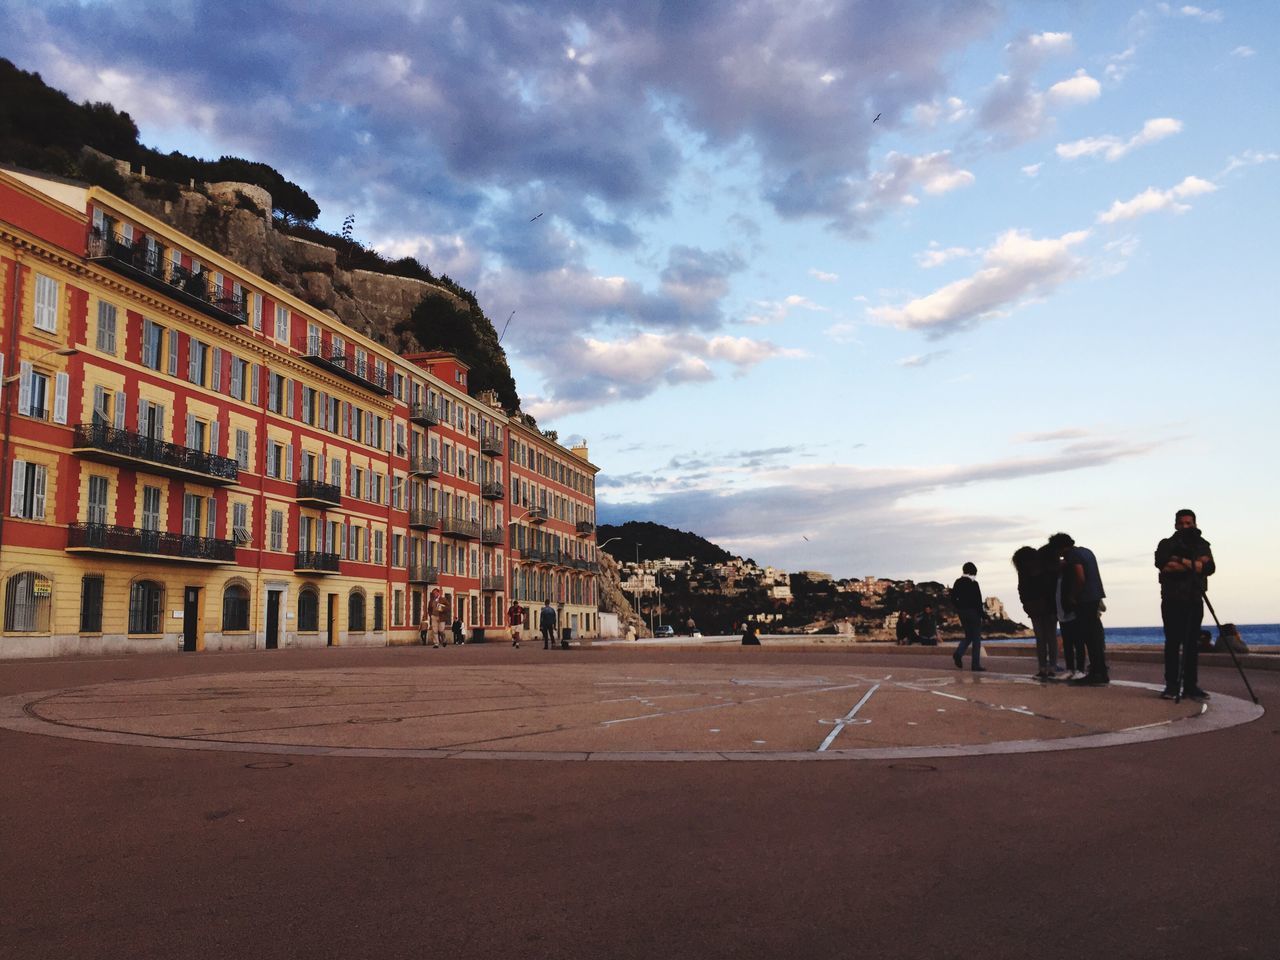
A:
[141,320,154,368]
[114,391,126,430]
[318,456,326,482]
[187,342,198,383]
[206,497,216,540]
[266,442,277,478]
[53,372,69,424]
[364,470,372,501]
[168,330,179,376]
[285,444,293,482]
[186,413,197,450]
[18,361,32,415]
[363,530,370,563]
[10,461,26,516]
[93,385,107,421]
[210,419,220,456]
[284,380,293,418]
[137,398,146,434]
[32,465,47,519]
[319,392,328,431]
[0,352,5,383]
[211,347,222,391]
[250,364,260,406]
[155,405,165,440]
[229,359,241,399]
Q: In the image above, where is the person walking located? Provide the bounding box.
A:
[1013,544,1062,679]
[1049,533,1109,685]
[539,599,558,649]
[451,615,465,645]
[1155,509,1215,701]
[507,600,525,648]
[951,562,985,671]
[426,588,447,648]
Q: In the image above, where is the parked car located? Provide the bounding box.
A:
[654,624,675,637]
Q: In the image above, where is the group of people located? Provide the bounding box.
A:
[1010,508,1215,700]
[504,598,565,650]
[418,588,464,648]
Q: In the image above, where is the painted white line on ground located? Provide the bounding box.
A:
[932,691,969,702]
[818,683,881,752]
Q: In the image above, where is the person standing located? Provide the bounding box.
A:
[1012,544,1062,679]
[539,599,558,650]
[507,600,525,648]
[951,562,985,671]
[451,615,465,645]
[1155,509,1215,701]
[426,588,447,648]
[895,609,917,646]
[1049,533,1109,685]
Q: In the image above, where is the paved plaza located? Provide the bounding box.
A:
[1,644,1276,959]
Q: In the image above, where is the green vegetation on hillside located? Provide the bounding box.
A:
[597,521,733,564]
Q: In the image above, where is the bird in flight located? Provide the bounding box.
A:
[530,212,543,221]
[873,113,881,123]
[802,535,810,542]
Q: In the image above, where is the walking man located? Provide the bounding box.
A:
[539,599,558,650]
[1155,509,1215,701]
[1050,533,1109,685]
[507,600,525,648]
[951,562,985,671]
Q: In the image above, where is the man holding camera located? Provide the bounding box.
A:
[1155,509,1216,701]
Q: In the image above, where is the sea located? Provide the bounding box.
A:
[989,623,1280,647]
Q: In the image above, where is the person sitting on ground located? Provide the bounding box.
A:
[915,605,940,646]
[741,621,761,645]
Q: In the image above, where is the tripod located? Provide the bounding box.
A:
[1203,592,1260,706]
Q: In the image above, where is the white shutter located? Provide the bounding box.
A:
[211,347,222,391]
[10,461,26,516]
[265,442,277,478]
[210,419,220,456]
[0,352,6,383]
[141,320,154,368]
[207,497,216,539]
[364,470,372,501]
[363,529,370,563]
[284,380,293,418]
[17,361,32,415]
[114,391,126,429]
[155,405,165,440]
[285,444,294,482]
[318,456,326,482]
[319,393,328,431]
[32,465,47,519]
[168,330,179,376]
[53,372,69,424]
[93,385,107,421]
[137,398,146,434]
[250,365,260,405]
[186,413,196,450]
[187,342,198,382]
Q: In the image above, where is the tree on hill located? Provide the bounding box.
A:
[596,521,733,564]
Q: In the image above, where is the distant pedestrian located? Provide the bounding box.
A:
[1013,544,1062,679]
[507,600,525,648]
[915,604,940,646]
[741,621,761,645]
[1050,533,1109,685]
[951,562,985,671]
[540,599,558,649]
[625,622,637,642]
[895,610,917,645]
[1155,509,1215,701]
[451,616,465,645]
[686,617,697,636]
[427,588,448,648]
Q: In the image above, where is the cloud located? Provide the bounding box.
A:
[1231,45,1255,58]
[1104,45,1138,83]
[1017,428,1090,443]
[1096,175,1216,224]
[869,228,1091,337]
[897,351,949,368]
[808,268,839,283]
[1056,117,1182,162]
[1221,149,1280,176]
[916,243,978,268]
[1021,163,1043,177]
[1157,4,1224,23]
[1046,69,1101,104]
[912,96,971,128]
[743,294,829,326]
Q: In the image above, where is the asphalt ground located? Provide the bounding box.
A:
[2,643,1277,960]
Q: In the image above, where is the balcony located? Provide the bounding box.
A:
[576,521,595,537]
[408,402,441,427]
[407,561,439,584]
[408,506,440,530]
[67,523,236,564]
[480,480,504,500]
[73,423,239,486]
[294,551,340,574]
[481,575,505,592]
[440,516,481,540]
[301,336,391,396]
[526,506,548,525]
[88,230,247,326]
[480,433,503,456]
[408,454,439,477]
[296,478,342,508]
[481,526,504,545]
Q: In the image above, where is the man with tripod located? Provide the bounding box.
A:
[1155,509,1215,701]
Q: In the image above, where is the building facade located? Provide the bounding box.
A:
[0,167,600,657]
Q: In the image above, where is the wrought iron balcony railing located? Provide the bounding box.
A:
[576,521,595,537]
[526,506,548,524]
[481,526,504,545]
[302,336,391,396]
[440,516,481,540]
[479,433,503,456]
[294,551,340,574]
[481,480,504,500]
[408,402,441,426]
[296,478,342,507]
[67,523,236,563]
[408,506,440,530]
[481,575,505,592]
[407,561,439,584]
[73,422,239,485]
[408,454,439,477]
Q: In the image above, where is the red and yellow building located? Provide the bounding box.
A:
[0,166,601,657]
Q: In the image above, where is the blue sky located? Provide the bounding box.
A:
[4,1,1276,625]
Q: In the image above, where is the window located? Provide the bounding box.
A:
[373,529,384,564]
[33,274,59,332]
[252,293,263,331]
[298,588,319,632]
[186,415,206,453]
[96,301,117,353]
[128,580,163,634]
[235,429,250,470]
[268,373,285,413]
[4,571,53,632]
[230,357,248,400]
[182,494,203,537]
[269,509,284,552]
[232,502,250,544]
[348,591,366,632]
[222,584,250,631]
[141,319,164,370]
[9,461,48,519]
[87,475,109,525]
[393,589,404,627]
[275,304,289,343]
[167,329,179,377]
[141,486,161,531]
[373,594,384,632]
[79,574,104,633]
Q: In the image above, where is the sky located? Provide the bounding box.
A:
[3,0,1277,626]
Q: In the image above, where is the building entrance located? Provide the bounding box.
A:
[265,591,280,650]
[182,587,199,652]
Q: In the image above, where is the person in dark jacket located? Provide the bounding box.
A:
[895,610,917,645]
[1155,509,1215,701]
[915,605,940,646]
[1013,544,1061,679]
[451,616,465,645]
[951,562,985,671]
[539,599,558,649]
[740,621,761,645]
[1050,533,1109,685]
